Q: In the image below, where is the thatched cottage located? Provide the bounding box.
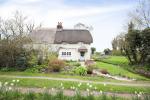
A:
[29,22,93,61]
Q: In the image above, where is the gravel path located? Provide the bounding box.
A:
[0,75,150,87]
[13,87,149,99]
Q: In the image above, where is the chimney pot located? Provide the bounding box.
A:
[57,22,63,31]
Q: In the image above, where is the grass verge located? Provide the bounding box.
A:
[96,62,149,81]
[0,77,150,94]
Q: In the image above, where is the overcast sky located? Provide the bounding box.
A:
[0,0,139,51]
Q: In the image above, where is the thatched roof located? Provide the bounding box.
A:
[29,28,56,43]
[30,29,93,44]
[54,29,93,44]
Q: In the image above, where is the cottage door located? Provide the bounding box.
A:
[80,51,85,61]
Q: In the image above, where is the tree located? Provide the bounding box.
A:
[74,23,93,31]
[130,0,150,28]
[91,47,96,55]
[112,38,118,50]
[0,11,40,69]
[104,48,111,55]
[120,21,150,65]
[112,33,125,55]
[113,0,150,65]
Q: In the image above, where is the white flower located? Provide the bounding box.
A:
[4,82,8,85]
[89,85,92,88]
[8,87,12,90]
[12,80,16,82]
[60,83,63,86]
[100,90,103,94]
[10,83,14,86]
[86,88,89,92]
[103,83,106,86]
[94,87,97,90]
[51,88,54,91]
[139,92,142,95]
[72,86,75,90]
[90,92,93,95]
[137,94,141,97]
[87,83,90,86]
[78,83,81,87]
[79,83,82,85]
[16,80,19,82]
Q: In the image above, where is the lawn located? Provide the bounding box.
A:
[0,77,150,94]
[0,71,121,82]
[96,62,149,80]
[100,56,129,65]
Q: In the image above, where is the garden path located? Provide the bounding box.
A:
[12,87,149,99]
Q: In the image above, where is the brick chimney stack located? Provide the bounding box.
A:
[57,22,63,31]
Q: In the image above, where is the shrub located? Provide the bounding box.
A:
[73,62,81,67]
[100,69,109,74]
[73,66,87,76]
[85,60,95,66]
[27,53,38,68]
[68,61,81,67]
[48,59,65,72]
[87,64,95,74]
[25,65,47,73]
[16,54,27,70]
[85,60,96,74]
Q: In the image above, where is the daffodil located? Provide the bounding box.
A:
[12,80,16,82]
[10,83,14,86]
[100,90,103,94]
[16,80,20,82]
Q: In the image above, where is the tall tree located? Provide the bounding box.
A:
[130,0,150,28]
[74,23,93,31]
[0,11,40,69]
[91,47,96,55]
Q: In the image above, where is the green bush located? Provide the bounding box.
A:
[48,59,65,72]
[67,61,81,67]
[27,53,38,67]
[73,66,87,76]
[0,67,17,72]
[25,66,39,73]
[25,65,47,73]
[87,64,95,74]
[16,54,27,70]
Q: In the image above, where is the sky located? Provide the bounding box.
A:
[0,0,139,51]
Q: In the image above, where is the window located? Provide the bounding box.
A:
[62,52,71,56]
[67,52,71,56]
[62,52,66,55]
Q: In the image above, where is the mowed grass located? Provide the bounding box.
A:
[96,62,149,80]
[100,56,129,65]
[0,71,121,82]
[0,77,150,94]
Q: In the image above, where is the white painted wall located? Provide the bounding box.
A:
[31,42,92,61]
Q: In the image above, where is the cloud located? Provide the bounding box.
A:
[0,0,136,51]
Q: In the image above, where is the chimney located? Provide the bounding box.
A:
[57,22,63,31]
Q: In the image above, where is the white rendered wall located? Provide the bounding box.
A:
[31,42,92,61]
